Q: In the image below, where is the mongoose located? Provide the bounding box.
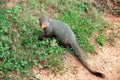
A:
[38,16,105,78]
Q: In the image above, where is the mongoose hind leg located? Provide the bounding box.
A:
[62,42,70,48]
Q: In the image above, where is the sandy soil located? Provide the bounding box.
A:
[31,42,120,80]
[29,14,120,80]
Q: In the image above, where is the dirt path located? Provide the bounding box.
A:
[30,14,120,80]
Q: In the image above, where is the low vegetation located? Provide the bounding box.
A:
[0,0,107,79]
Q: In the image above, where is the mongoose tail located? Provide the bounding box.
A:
[71,43,105,78]
[91,71,105,78]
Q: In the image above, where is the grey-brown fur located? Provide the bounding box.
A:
[38,17,105,78]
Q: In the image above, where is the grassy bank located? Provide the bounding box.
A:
[0,0,106,79]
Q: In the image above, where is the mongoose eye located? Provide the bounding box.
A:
[40,23,42,27]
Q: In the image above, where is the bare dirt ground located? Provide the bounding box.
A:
[30,14,120,80]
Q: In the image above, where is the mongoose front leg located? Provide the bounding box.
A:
[38,33,53,40]
[38,34,44,40]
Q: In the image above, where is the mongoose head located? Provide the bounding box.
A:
[39,16,49,29]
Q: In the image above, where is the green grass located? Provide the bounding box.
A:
[96,35,105,46]
[0,0,107,79]
[44,53,65,74]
